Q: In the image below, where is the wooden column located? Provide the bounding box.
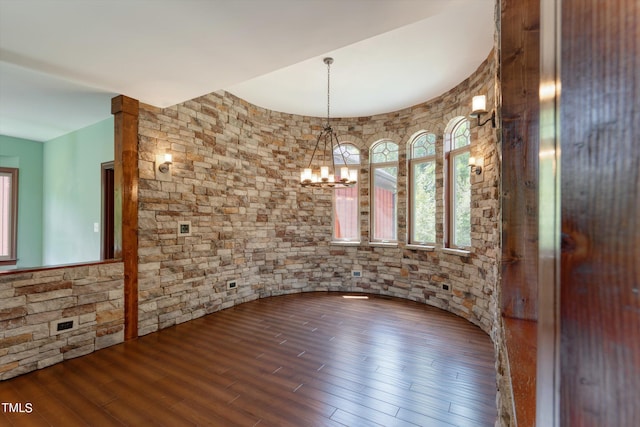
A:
[558,0,640,425]
[112,95,139,341]
[500,1,541,425]
[500,0,540,321]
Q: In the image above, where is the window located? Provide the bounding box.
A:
[445,118,471,248]
[408,132,437,245]
[0,168,18,265]
[333,143,360,241]
[370,140,398,242]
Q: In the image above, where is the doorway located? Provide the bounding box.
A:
[101,161,115,260]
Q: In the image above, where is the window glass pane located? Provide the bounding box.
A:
[453,151,471,247]
[373,166,397,241]
[371,141,399,163]
[334,182,359,241]
[334,144,360,165]
[411,133,436,158]
[412,160,436,243]
[333,144,359,241]
[453,120,470,149]
[0,173,10,257]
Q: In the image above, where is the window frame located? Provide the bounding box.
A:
[332,143,360,243]
[408,132,437,246]
[444,119,471,249]
[0,167,19,266]
[370,140,399,243]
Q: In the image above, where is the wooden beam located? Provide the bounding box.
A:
[112,95,139,341]
[500,0,540,321]
[500,1,541,425]
[559,0,640,424]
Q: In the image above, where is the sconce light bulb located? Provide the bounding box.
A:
[158,153,172,173]
[471,95,487,117]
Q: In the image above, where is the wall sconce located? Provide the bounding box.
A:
[158,153,172,173]
[469,156,483,175]
[470,95,496,128]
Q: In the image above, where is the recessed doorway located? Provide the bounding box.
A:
[101,161,115,260]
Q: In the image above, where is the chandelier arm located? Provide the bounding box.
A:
[331,132,338,180]
[306,129,326,169]
[333,135,350,168]
[323,130,329,169]
[332,132,352,183]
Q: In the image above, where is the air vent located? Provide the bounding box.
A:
[50,316,79,336]
[57,320,74,331]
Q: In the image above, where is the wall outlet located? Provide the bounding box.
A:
[227,279,238,290]
[178,221,192,237]
[351,270,362,278]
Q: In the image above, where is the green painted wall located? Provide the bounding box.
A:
[0,135,44,268]
[43,117,114,265]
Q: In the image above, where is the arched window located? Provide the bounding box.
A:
[444,118,471,248]
[370,140,398,243]
[333,143,360,242]
[408,132,437,245]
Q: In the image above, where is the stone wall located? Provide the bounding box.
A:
[136,54,500,338]
[0,53,510,424]
[0,262,124,380]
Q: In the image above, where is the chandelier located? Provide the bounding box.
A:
[300,57,357,188]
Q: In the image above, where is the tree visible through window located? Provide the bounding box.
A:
[409,132,437,244]
[333,144,360,241]
[445,119,471,248]
[371,140,398,242]
[0,167,18,265]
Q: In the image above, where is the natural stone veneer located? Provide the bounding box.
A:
[137,53,500,339]
[0,262,124,380]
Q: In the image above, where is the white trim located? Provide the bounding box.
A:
[405,244,436,251]
[330,241,360,247]
[440,247,470,257]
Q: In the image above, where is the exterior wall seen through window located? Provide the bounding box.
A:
[371,140,399,242]
[445,119,471,248]
[409,132,437,245]
[332,143,360,242]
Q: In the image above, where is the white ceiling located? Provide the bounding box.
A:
[0,0,495,142]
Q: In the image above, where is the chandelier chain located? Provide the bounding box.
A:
[326,58,331,126]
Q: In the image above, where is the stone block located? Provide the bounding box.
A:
[27,297,77,314]
[95,329,124,350]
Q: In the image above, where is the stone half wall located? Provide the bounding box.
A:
[0,262,124,380]
[136,53,500,339]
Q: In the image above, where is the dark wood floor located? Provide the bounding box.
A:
[0,292,497,426]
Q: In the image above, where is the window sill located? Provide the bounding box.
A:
[405,244,436,251]
[440,248,471,257]
[0,258,122,275]
[330,241,361,247]
[368,242,398,248]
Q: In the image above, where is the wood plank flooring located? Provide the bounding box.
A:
[0,292,497,426]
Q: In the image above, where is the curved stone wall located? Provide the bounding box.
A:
[137,53,500,339]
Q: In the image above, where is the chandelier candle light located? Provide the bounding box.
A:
[300,57,357,188]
